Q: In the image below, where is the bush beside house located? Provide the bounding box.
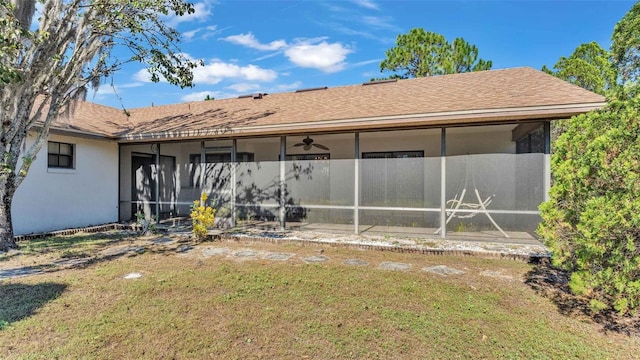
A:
[539,94,640,314]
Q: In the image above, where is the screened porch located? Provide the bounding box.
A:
[118,122,549,241]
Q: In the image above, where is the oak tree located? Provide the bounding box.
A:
[0,0,202,251]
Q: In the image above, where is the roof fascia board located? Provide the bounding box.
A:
[118,102,606,143]
[41,126,117,141]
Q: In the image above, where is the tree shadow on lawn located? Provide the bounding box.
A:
[525,258,640,336]
[14,231,133,257]
[1,232,200,281]
[0,282,67,328]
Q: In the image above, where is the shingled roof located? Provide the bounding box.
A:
[51,67,606,142]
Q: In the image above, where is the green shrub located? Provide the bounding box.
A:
[191,193,216,240]
[135,211,157,235]
[538,95,640,314]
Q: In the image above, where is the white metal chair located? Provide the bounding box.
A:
[434,156,509,238]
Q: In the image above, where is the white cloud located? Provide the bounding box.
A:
[192,61,278,84]
[92,82,144,98]
[361,71,379,78]
[132,56,278,86]
[362,16,400,31]
[120,82,144,89]
[351,0,379,10]
[331,24,375,39]
[291,36,329,45]
[254,52,282,62]
[183,25,225,41]
[227,83,261,93]
[132,51,195,83]
[274,81,303,91]
[350,59,381,68]
[285,42,352,73]
[181,91,221,102]
[222,33,287,51]
[183,28,201,41]
[133,69,156,83]
[94,86,117,96]
[167,1,213,27]
[323,3,348,13]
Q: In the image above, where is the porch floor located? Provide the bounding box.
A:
[156,217,548,257]
[231,220,543,247]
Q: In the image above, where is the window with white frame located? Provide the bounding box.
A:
[47,141,75,169]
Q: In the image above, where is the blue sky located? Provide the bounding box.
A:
[91,0,635,109]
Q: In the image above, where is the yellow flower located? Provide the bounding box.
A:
[191,192,216,239]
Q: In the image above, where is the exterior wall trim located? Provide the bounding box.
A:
[118,102,606,142]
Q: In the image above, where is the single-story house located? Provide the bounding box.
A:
[13,67,605,240]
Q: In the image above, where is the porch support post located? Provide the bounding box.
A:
[117,144,122,222]
[231,139,237,228]
[279,136,286,231]
[199,141,205,190]
[155,142,160,224]
[354,132,360,234]
[543,121,551,202]
[440,128,446,238]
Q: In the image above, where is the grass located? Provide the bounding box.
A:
[0,231,130,267]
[1,234,639,359]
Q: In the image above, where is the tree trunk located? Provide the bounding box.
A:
[0,176,17,252]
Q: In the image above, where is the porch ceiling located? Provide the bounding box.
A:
[45,67,605,142]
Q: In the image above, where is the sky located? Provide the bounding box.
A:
[90,0,636,109]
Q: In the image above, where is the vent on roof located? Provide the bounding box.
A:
[237,93,267,99]
[362,78,398,86]
[295,86,328,93]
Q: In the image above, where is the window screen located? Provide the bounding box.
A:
[361,150,424,207]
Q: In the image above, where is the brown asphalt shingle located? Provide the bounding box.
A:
[52,101,130,136]
[52,67,605,140]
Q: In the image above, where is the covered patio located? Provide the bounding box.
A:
[115,68,605,242]
[120,124,547,242]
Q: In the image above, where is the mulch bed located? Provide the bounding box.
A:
[525,258,640,336]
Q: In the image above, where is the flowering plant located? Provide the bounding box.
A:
[190,193,216,239]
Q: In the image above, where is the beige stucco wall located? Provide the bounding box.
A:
[235,125,516,159]
[13,133,119,235]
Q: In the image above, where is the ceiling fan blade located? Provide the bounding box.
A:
[303,144,312,151]
[313,143,329,150]
[294,143,305,147]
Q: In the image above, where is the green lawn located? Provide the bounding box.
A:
[1,235,638,359]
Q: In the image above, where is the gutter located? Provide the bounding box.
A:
[30,119,117,140]
[45,126,117,141]
[117,102,606,143]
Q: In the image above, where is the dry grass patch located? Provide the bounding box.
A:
[0,231,132,269]
[1,238,639,359]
